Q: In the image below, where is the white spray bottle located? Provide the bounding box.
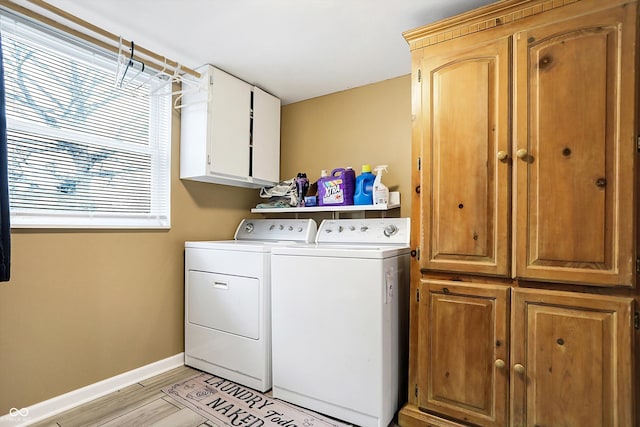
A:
[373,165,389,206]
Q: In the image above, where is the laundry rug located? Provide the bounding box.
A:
[162,373,351,427]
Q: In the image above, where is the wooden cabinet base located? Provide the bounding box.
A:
[399,405,469,427]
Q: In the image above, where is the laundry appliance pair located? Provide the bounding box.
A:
[185,217,410,427]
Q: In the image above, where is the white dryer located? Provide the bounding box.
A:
[270,218,411,427]
[185,218,317,392]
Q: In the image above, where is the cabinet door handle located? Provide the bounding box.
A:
[496,151,508,161]
[516,149,528,159]
[495,359,506,369]
[514,363,525,374]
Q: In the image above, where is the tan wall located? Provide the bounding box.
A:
[0,74,411,412]
[281,75,412,218]
[0,107,260,412]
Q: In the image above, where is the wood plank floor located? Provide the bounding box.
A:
[29,365,401,427]
[30,365,211,427]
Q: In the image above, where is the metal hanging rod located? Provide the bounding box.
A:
[0,0,201,79]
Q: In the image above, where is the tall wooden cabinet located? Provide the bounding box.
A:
[400,1,639,426]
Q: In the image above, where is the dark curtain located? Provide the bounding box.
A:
[0,34,10,282]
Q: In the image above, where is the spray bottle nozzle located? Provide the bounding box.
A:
[374,165,388,173]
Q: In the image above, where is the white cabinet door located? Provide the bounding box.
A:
[208,67,252,178]
[180,65,280,188]
[252,87,280,183]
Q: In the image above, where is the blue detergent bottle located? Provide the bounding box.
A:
[354,164,375,205]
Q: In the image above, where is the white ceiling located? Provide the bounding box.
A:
[44,0,496,105]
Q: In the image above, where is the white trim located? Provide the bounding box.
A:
[0,353,184,427]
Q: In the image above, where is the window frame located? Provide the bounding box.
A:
[1,14,172,229]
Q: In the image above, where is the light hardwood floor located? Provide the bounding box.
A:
[30,365,214,427]
[29,365,402,427]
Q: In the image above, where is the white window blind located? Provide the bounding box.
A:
[1,15,171,229]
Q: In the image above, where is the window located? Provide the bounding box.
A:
[1,16,171,228]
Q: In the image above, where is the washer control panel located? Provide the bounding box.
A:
[234,219,318,242]
[316,218,410,245]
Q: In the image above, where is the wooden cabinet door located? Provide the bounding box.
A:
[418,279,510,427]
[420,37,511,277]
[511,288,634,427]
[514,3,637,286]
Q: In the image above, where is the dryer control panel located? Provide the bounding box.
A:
[234,218,317,242]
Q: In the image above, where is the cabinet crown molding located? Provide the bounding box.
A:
[403,0,610,50]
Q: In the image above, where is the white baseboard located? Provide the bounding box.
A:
[0,353,184,427]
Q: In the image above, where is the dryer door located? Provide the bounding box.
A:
[187,270,260,339]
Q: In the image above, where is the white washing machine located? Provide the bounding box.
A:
[270,218,411,427]
[184,218,317,392]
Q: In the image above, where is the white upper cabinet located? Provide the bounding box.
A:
[251,87,281,183]
[180,65,281,188]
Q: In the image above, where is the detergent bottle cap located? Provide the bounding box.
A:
[361,164,371,173]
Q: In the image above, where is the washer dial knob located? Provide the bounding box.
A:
[384,224,398,237]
